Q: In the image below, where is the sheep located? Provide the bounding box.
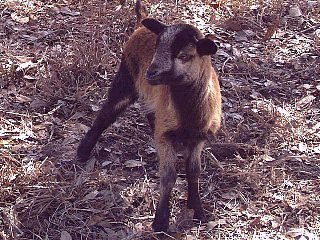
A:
[77,15,222,232]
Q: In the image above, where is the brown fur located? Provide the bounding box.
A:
[123,27,221,139]
[77,1,221,232]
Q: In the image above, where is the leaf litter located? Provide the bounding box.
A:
[0,0,319,239]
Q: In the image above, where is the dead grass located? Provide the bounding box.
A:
[0,0,319,239]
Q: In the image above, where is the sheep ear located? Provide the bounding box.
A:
[196,36,218,56]
[142,18,167,35]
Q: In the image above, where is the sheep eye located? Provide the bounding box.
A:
[178,54,192,62]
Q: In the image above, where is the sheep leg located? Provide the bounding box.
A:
[146,112,155,132]
[77,60,137,162]
[186,141,207,222]
[152,138,177,232]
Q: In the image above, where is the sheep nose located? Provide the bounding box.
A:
[146,65,161,80]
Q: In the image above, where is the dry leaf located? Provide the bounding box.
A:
[11,12,29,24]
[83,190,99,201]
[286,227,314,239]
[15,56,34,62]
[69,112,86,120]
[23,75,36,80]
[145,146,156,154]
[221,19,242,31]
[16,61,35,72]
[207,219,227,230]
[298,142,308,152]
[124,160,146,168]
[277,106,291,117]
[91,104,101,112]
[209,12,217,24]
[85,157,96,172]
[262,154,275,162]
[232,47,241,58]
[263,16,280,41]
[87,215,105,226]
[60,6,80,16]
[16,94,32,103]
[76,123,90,133]
[297,95,316,107]
[235,31,248,42]
[289,5,302,17]
[216,49,231,58]
[313,146,320,153]
[30,99,47,109]
[60,230,72,240]
[221,191,238,200]
[115,5,122,11]
[102,160,112,167]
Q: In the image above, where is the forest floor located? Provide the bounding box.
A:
[0,0,319,239]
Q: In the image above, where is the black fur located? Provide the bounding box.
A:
[141,18,167,35]
[77,59,137,161]
[168,82,209,142]
[170,26,200,57]
[196,38,218,56]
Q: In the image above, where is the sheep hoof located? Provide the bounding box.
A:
[152,210,169,232]
[193,209,207,223]
[77,147,90,162]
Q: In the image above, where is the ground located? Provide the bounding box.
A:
[0,0,319,239]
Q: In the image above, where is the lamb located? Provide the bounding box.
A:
[77,16,221,232]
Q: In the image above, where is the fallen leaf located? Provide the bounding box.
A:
[277,106,291,118]
[263,16,280,41]
[124,159,146,168]
[298,142,308,152]
[49,6,61,15]
[30,99,47,110]
[262,154,275,162]
[60,6,80,16]
[286,227,314,239]
[83,190,99,201]
[85,157,96,172]
[289,5,302,17]
[243,29,255,37]
[11,12,29,24]
[314,146,320,153]
[15,56,34,62]
[91,104,101,112]
[76,123,90,133]
[16,61,36,72]
[232,47,242,58]
[69,112,86,120]
[235,31,248,42]
[216,49,231,58]
[145,146,156,154]
[221,19,242,31]
[297,95,316,107]
[102,160,112,167]
[87,215,105,226]
[115,5,122,11]
[207,219,227,230]
[16,94,32,103]
[134,222,146,232]
[60,230,72,240]
[307,1,318,8]
[23,75,37,80]
[221,191,237,200]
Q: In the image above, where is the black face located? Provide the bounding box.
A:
[142,19,218,86]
